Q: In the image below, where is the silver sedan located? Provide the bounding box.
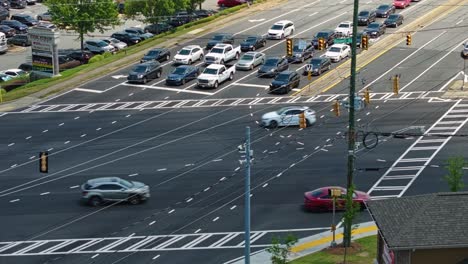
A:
[236,52,265,70]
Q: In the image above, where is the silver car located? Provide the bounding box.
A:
[102,37,128,51]
[81,177,150,206]
[84,40,116,54]
[236,52,265,70]
[37,11,52,21]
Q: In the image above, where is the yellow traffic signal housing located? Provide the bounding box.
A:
[406,34,411,45]
[364,88,370,105]
[361,35,368,50]
[307,70,312,81]
[393,75,400,95]
[333,100,340,117]
[299,112,307,129]
[286,38,293,56]
[39,151,48,173]
[318,38,325,50]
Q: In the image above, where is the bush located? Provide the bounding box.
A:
[88,54,104,64]
[103,52,113,58]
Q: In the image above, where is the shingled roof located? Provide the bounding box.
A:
[366,192,468,250]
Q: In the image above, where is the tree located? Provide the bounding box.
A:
[444,156,466,192]
[45,0,120,51]
[266,234,298,264]
[124,0,190,25]
[190,0,205,10]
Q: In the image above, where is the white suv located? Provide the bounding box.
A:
[335,21,353,36]
[261,106,316,128]
[173,45,204,65]
[268,20,295,39]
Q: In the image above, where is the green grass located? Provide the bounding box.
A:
[289,236,377,264]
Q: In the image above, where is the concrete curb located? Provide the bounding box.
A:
[0,0,286,112]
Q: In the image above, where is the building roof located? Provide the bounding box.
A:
[367,192,468,251]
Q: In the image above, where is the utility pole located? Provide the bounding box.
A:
[344,0,360,248]
[244,126,251,264]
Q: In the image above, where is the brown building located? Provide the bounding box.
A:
[367,192,468,264]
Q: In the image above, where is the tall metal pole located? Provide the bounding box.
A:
[244,126,251,264]
[344,0,360,248]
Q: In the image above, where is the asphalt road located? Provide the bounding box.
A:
[0,0,467,263]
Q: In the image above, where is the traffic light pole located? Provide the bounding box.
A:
[344,0,360,248]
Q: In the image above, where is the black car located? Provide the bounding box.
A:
[67,50,94,64]
[111,32,141,45]
[11,14,38,27]
[124,27,153,40]
[258,57,289,78]
[9,0,26,9]
[312,30,336,49]
[375,4,395,18]
[140,48,171,63]
[193,9,217,18]
[165,65,200,85]
[0,7,8,21]
[358,10,377,26]
[206,33,234,49]
[0,25,15,37]
[169,11,196,27]
[288,40,314,63]
[0,0,10,10]
[240,35,266,51]
[7,33,30,46]
[1,20,28,33]
[269,70,300,94]
[364,22,386,38]
[384,14,404,27]
[303,57,331,76]
[18,62,32,72]
[144,22,173,35]
[127,61,163,84]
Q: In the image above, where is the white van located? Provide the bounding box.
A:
[0,32,7,54]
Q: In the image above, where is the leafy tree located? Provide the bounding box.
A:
[124,0,190,25]
[266,234,298,264]
[190,0,205,10]
[342,184,361,248]
[45,0,120,51]
[444,156,466,192]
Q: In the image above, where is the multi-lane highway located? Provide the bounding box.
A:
[0,0,467,263]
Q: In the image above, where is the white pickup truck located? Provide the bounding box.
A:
[197,64,235,88]
[204,44,241,65]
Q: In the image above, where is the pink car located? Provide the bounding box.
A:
[304,186,370,211]
[393,0,410,8]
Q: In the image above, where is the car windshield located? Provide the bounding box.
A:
[203,68,218,74]
[96,41,107,47]
[276,107,292,115]
[147,50,160,56]
[210,48,224,53]
[377,5,389,10]
[310,189,323,198]
[310,58,322,66]
[338,23,349,28]
[133,65,148,73]
[212,35,224,40]
[264,59,278,66]
[110,38,119,43]
[368,23,379,28]
[275,74,290,82]
[240,54,254,60]
[172,67,187,74]
[359,11,369,16]
[271,24,283,30]
[388,14,399,19]
[293,46,305,52]
[315,32,328,38]
[178,49,191,55]
[119,179,133,188]
[329,47,341,52]
[245,37,257,42]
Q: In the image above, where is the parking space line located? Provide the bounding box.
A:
[74,88,104,94]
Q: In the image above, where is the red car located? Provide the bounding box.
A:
[303,186,370,211]
[218,0,247,7]
[393,0,410,8]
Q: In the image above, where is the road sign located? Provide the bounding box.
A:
[305,64,312,72]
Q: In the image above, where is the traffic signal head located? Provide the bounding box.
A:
[333,100,340,117]
[286,38,293,56]
[318,38,325,50]
[39,151,48,173]
[361,35,368,50]
[299,112,307,129]
[364,88,370,105]
[406,34,411,45]
[307,70,312,81]
[393,75,400,95]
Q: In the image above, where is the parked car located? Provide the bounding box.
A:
[165,65,200,85]
[168,11,195,27]
[197,63,235,88]
[384,14,404,27]
[101,37,127,51]
[206,33,234,50]
[37,11,52,21]
[303,57,332,76]
[0,7,9,21]
[9,0,26,9]
[324,44,351,62]
[173,45,204,64]
[140,48,171,63]
[288,39,314,63]
[25,0,36,5]
[66,50,94,64]
[261,106,316,128]
[18,62,32,72]
[36,21,56,29]
[364,22,386,38]
[7,34,30,46]
[204,43,241,65]
[111,32,141,45]
[84,39,115,54]
[0,25,15,38]
[257,56,288,77]
[304,186,370,211]
[11,14,38,27]
[58,55,81,71]
[269,70,300,94]
[81,177,150,206]
[124,27,154,40]
[375,4,395,18]
[2,68,28,78]
[312,30,336,49]
[0,1,10,10]
[193,9,217,18]
[1,20,28,34]
[240,35,266,51]
[236,51,265,70]
[0,73,12,82]
[218,0,246,7]
[462,42,468,58]
[357,10,377,26]
[334,21,353,36]
[268,20,295,39]
[393,0,410,8]
[127,61,162,84]
[144,22,173,35]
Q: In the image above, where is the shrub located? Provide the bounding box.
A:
[88,54,104,64]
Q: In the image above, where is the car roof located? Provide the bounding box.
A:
[244,51,262,56]
[206,64,225,69]
[4,68,23,73]
[138,61,158,66]
[317,29,334,34]
[176,65,194,70]
[183,45,201,49]
[339,21,352,24]
[274,20,293,25]
[87,177,122,185]
[214,33,231,36]
[213,43,230,48]
[266,56,281,60]
[330,44,347,48]
[278,106,309,111]
[12,14,30,17]
[278,70,296,75]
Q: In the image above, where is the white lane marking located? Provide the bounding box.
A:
[74,88,104,94]
[262,183,268,188]
[204,187,211,192]
[230,205,237,210]
[58,123,64,126]
[91,253,99,259]
[185,163,194,167]
[212,159,222,162]
[7,143,14,147]
[47,148,53,151]
[115,99,121,102]
[309,11,318,17]
[11,164,19,168]
[96,128,102,131]
[40,192,50,196]
[456,19,463,25]
[42,130,48,133]
[377,159,386,162]
[128,173,138,177]
[194,229,201,233]
[438,71,465,92]
[125,114,131,117]
[149,221,156,226]
[29,156,35,160]
[80,134,87,137]
[64,141,70,144]
[152,255,160,260]
[10,199,20,203]
[129,93,134,96]
[123,83,214,95]
[248,18,266,22]
[219,177,226,181]
[25,136,32,140]
[212,217,220,222]
[168,209,175,214]
[157,168,167,171]
[74,116,80,120]
[69,185,79,189]
[111,121,117,124]
[186,198,193,203]
[276,172,282,177]
[233,83,270,89]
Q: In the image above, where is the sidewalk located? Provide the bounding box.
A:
[225,221,377,264]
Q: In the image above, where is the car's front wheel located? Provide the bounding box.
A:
[269,120,278,128]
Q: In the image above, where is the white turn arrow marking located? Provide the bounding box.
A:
[248,18,265,22]
[112,75,127,79]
